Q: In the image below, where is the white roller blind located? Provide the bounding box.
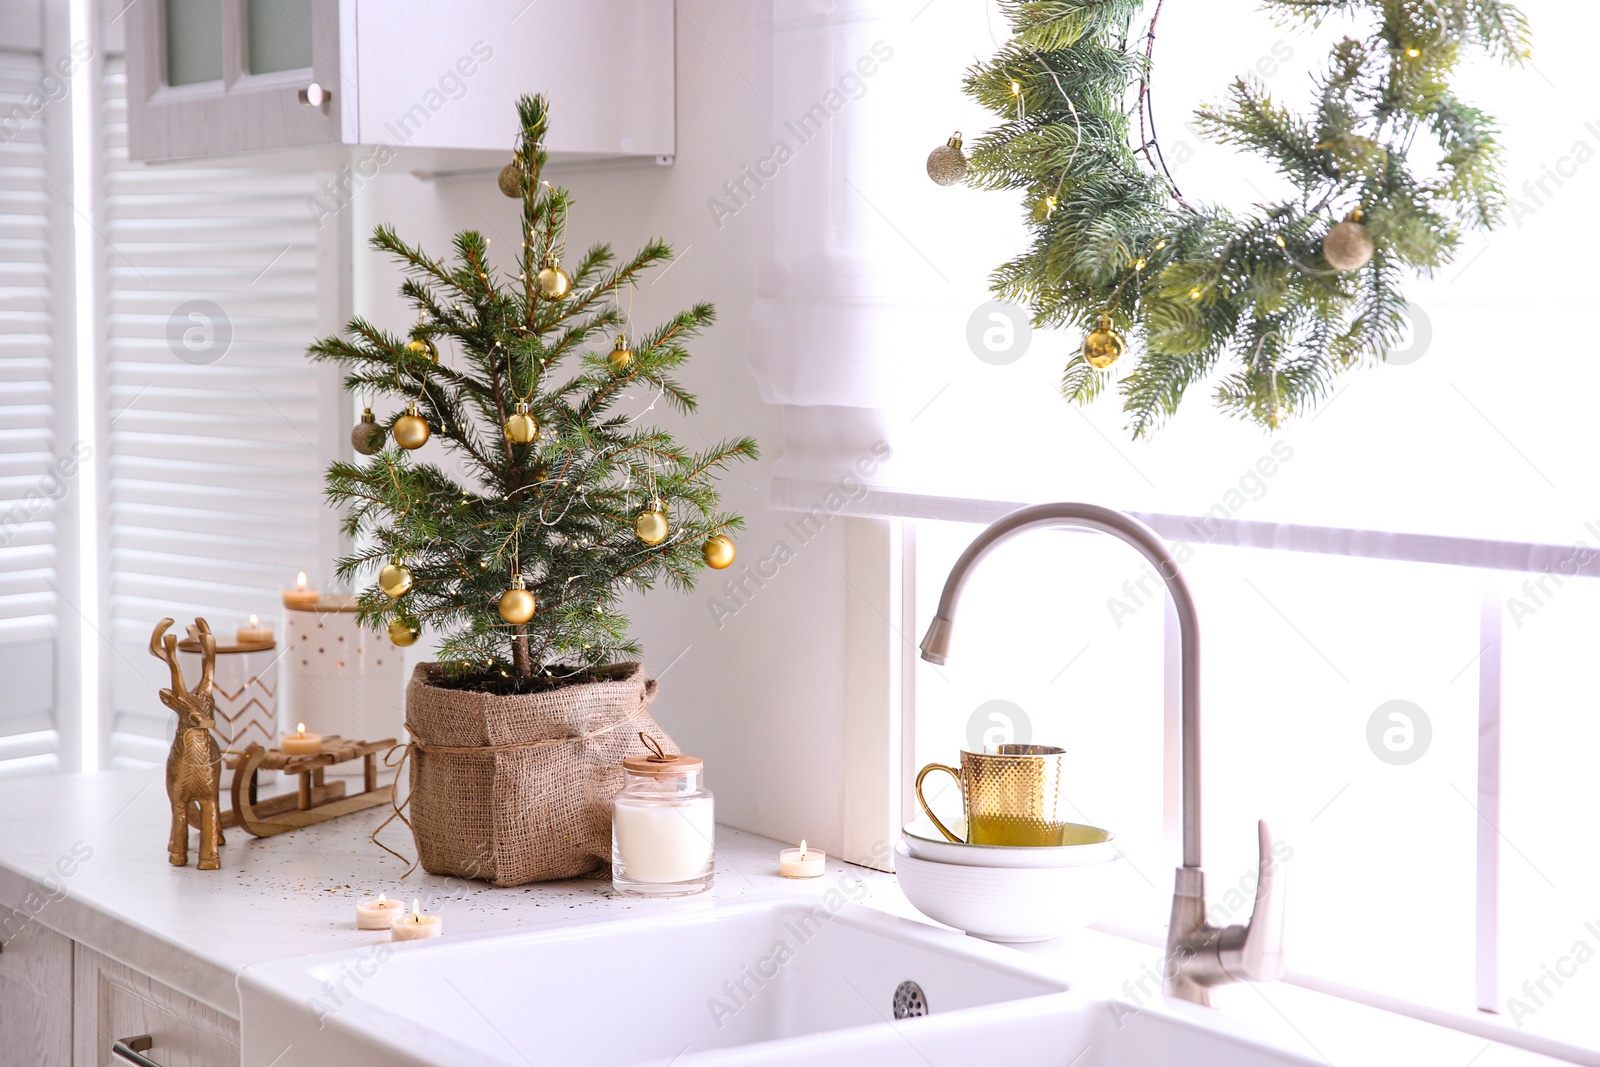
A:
[100,56,339,765]
[0,43,67,775]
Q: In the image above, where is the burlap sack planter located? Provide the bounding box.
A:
[403,661,674,886]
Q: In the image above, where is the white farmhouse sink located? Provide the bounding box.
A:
[239,900,1320,1067]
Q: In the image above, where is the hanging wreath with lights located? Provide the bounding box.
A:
[934,0,1529,436]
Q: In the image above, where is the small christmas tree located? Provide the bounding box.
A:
[309,94,757,689]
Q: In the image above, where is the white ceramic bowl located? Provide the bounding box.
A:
[902,814,1121,869]
[893,839,1121,943]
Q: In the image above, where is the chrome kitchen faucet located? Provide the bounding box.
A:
[919,502,1286,1005]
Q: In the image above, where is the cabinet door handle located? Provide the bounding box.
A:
[298,82,331,107]
[111,1035,164,1067]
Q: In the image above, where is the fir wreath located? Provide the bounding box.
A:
[946,0,1530,436]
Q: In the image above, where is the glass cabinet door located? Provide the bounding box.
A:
[129,0,340,161]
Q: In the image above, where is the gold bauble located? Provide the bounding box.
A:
[405,337,438,363]
[1322,213,1374,272]
[504,402,539,444]
[378,561,414,599]
[497,576,536,625]
[607,336,633,374]
[351,407,385,455]
[702,534,736,570]
[926,132,967,186]
[634,508,669,546]
[387,615,421,647]
[536,260,572,300]
[1082,315,1125,369]
[497,161,524,198]
[393,403,431,450]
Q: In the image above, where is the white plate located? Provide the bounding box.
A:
[902,814,1122,868]
[893,840,1120,942]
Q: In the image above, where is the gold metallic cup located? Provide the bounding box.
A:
[915,744,1071,847]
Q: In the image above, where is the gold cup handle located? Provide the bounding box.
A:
[914,763,965,843]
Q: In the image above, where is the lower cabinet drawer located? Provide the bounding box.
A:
[73,945,239,1067]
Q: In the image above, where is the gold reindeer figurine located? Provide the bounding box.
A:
[149,617,225,870]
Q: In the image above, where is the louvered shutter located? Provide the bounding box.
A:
[100,56,341,764]
[0,39,71,775]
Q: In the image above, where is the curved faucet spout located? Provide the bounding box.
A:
[917,502,1203,869]
[918,502,1284,1006]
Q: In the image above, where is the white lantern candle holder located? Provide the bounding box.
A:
[282,599,404,774]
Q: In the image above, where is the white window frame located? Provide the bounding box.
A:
[843,488,1597,1066]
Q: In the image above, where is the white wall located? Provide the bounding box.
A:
[353,0,852,853]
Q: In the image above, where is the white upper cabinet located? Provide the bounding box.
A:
[125,0,676,167]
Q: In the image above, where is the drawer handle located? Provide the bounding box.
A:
[112,1035,163,1067]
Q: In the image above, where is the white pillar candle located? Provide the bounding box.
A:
[612,801,716,884]
[391,899,442,941]
[280,723,323,755]
[356,893,403,930]
[779,840,826,878]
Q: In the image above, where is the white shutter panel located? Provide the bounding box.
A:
[0,44,67,775]
[101,57,339,764]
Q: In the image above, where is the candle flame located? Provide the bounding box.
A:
[377,893,387,904]
[296,571,308,590]
[249,613,259,626]
[296,723,306,736]
[800,839,808,860]
[412,898,421,921]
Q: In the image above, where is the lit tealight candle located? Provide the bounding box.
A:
[280,723,323,755]
[356,892,403,930]
[779,839,826,878]
[281,571,321,611]
[391,898,442,941]
[236,613,274,643]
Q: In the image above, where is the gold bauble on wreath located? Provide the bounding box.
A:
[504,401,540,444]
[497,574,536,625]
[634,507,669,546]
[378,561,414,599]
[1082,315,1126,369]
[926,131,967,186]
[1322,210,1375,272]
[607,336,633,374]
[497,161,524,198]
[351,406,385,455]
[405,337,439,363]
[393,402,431,450]
[702,534,736,570]
[387,615,421,647]
[536,257,572,300]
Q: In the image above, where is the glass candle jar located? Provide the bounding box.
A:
[612,740,714,897]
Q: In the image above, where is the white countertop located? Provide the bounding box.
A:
[0,769,1573,1066]
[0,768,912,1017]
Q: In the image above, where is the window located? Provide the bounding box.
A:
[755,0,1600,1056]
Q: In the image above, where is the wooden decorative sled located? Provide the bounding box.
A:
[190,735,397,838]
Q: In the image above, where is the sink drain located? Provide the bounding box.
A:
[893,980,928,1019]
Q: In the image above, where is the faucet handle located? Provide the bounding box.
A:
[1220,820,1286,983]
